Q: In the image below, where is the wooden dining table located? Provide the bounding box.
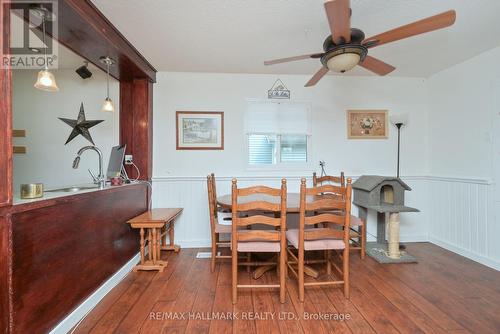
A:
[217,192,338,279]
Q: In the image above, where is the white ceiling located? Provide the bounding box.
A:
[91,0,500,77]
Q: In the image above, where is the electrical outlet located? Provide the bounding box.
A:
[124,155,133,165]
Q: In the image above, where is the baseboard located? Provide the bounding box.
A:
[429,236,500,271]
[49,253,140,334]
[176,239,212,248]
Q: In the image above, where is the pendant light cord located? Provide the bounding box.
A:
[106,61,110,98]
[41,13,48,70]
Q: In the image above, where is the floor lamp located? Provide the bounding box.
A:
[390,114,409,178]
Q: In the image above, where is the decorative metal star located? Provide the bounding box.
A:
[59,103,104,145]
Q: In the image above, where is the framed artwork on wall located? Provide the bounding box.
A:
[347,110,388,139]
[176,111,224,150]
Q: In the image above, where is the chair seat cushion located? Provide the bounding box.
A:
[350,215,364,226]
[237,241,280,252]
[286,229,345,251]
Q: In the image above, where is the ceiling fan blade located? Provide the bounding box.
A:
[324,0,351,44]
[359,56,396,76]
[305,67,329,87]
[363,10,456,48]
[264,53,323,66]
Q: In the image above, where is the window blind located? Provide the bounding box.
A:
[248,134,277,165]
[245,100,312,135]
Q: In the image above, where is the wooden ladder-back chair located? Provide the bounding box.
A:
[231,179,287,304]
[313,172,366,259]
[287,178,352,301]
[313,171,345,187]
[207,174,232,272]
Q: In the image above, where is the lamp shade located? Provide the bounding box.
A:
[34,69,59,92]
[326,53,361,73]
[101,97,115,112]
[390,113,409,127]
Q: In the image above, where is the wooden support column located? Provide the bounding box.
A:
[0,214,12,333]
[0,2,13,330]
[0,0,12,208]
[120,79,153,181]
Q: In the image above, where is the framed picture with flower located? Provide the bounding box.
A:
[347,110,388,139]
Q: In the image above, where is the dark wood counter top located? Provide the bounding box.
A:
[5,182,148,214]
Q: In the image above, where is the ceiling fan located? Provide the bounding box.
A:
[264,0,456,87]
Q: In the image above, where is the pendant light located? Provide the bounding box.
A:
[34,8,59,92]
[99,56,115,112]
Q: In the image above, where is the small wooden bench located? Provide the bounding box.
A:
[127,208,183,272]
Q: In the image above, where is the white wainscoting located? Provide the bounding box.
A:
[153,175,500,270]
[427,176,500,270]
[152,175,430,248]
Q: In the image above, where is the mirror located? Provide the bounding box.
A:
[12,35,120,194]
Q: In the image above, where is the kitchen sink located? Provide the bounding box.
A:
[45,185,100,193]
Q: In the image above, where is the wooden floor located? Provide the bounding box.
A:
[73,243,500,334]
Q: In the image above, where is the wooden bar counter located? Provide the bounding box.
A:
[0,183,149,333]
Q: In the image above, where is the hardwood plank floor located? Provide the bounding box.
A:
[73,243,500,334]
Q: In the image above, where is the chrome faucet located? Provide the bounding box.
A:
[72,146,106,189]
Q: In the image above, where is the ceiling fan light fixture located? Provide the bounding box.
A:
[326,53,361,73]
[321,45,367,74]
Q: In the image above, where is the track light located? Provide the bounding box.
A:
[76,61,92,79]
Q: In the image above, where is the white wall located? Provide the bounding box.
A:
[12,69,120,190]
[427,46,500,269]
[154,72,428,177]
[152,72,430,247]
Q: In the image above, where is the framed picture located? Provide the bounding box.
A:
[347,110,388,139]
[176,111,224,150]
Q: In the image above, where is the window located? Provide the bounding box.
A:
[245,100,311,167]
[248,134,308,165]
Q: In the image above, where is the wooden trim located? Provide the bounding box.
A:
[0,0,12,208]
[175,111,224,150]
[11,130,24,138]
[58,0,156,82]
[12,146,25,154]
[120,79,153,181]
[0,214,12,334]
